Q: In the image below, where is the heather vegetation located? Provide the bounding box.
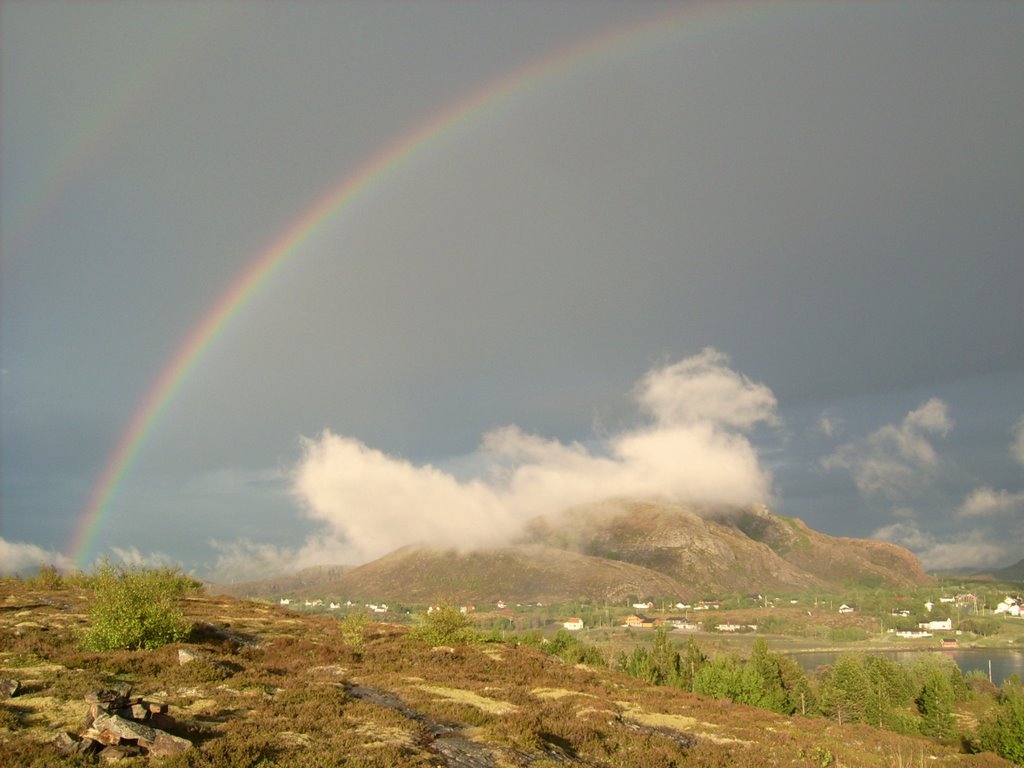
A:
[1,567,1022,766]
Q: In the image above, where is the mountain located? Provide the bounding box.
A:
[303,544,687,605]
[207,564,353,599]
[524,499,929,595]
[221,500,932,603]
[972,557,1024,583]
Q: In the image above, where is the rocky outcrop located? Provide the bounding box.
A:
[52,684,191,759]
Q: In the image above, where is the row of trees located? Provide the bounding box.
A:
[610,629,1023,763]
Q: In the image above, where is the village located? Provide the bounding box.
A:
[271,588,1024,652]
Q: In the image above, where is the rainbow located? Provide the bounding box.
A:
[68,1,770,568]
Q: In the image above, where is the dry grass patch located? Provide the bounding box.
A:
[414,683,518,715]
[531,686,596,700]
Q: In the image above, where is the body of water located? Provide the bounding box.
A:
[788,648,1024,687]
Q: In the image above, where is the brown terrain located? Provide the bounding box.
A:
[274,501,932,605]
[0,579,1011,768]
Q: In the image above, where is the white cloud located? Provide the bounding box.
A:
[634,348,779,429]
[276,348,780,565]
[872,521,1008,570]
[822,398,952,500]
[958,486,1024,518]
[0,537,73,576]
[208,539,303,583]
[107,546,180,569]
[1012,417,1024,468]
[817,413,843,437]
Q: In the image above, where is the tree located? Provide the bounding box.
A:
[817,654,872,725]
[916,667,956,739]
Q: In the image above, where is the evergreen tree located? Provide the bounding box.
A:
[817,654,872,725]
[916,667,956,739]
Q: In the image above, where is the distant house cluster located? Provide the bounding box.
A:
[994,596,1022,616]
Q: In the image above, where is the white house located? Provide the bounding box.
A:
[918,618,952,631]
[838,604,855,614]
[896,630,933,639]
[994,597,1021,616]
[563,617,584,631]
[633,601,654,610]
[329,602,341,610]
[279,598,292,605]
[668,619,701,631]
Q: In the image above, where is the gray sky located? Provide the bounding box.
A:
[2,0,1022,579]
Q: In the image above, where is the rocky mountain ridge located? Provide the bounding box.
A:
[213,500,931,603]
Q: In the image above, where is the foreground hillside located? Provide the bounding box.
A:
[0,578,1011,767]
[304,500,930,604]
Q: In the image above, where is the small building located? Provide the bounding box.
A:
[668,618,701,631]
[918,618,952,631]
[632,601,655,610]
[623,614,655,628]
[940,638,958,648]
[994,597,1021,616]
[563,617,584,631]
[838,604,855,614]
[896,630,932,639]
[279,598,292,605]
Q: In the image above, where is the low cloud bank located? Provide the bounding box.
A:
[873,521,1010,570]
[0,537,73,576]
[283,348,778,566]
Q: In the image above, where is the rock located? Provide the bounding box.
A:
[98,744,142,761]
[149,731,193,756]
[146,699,169,714]
[115,702,149,720]
[177,648,201,665]
[0,679,20,698]
[53,731,79,754]
[91,713,158,745]
[86,686,131,708]
[149,712,176,730]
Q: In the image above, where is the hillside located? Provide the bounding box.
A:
[973,557,1024,583]
[307,544,687,604]
[0,579,1012,767]
[731,507,932,588]
[214,500,932,605]
[207,564,353,600]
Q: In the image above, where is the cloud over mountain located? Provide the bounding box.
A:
[284,348,779,565]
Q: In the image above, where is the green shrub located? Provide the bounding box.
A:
[409,605,479,646]
[82,562,194,651]
[26,563,64,590]
[977,684,1024,764]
